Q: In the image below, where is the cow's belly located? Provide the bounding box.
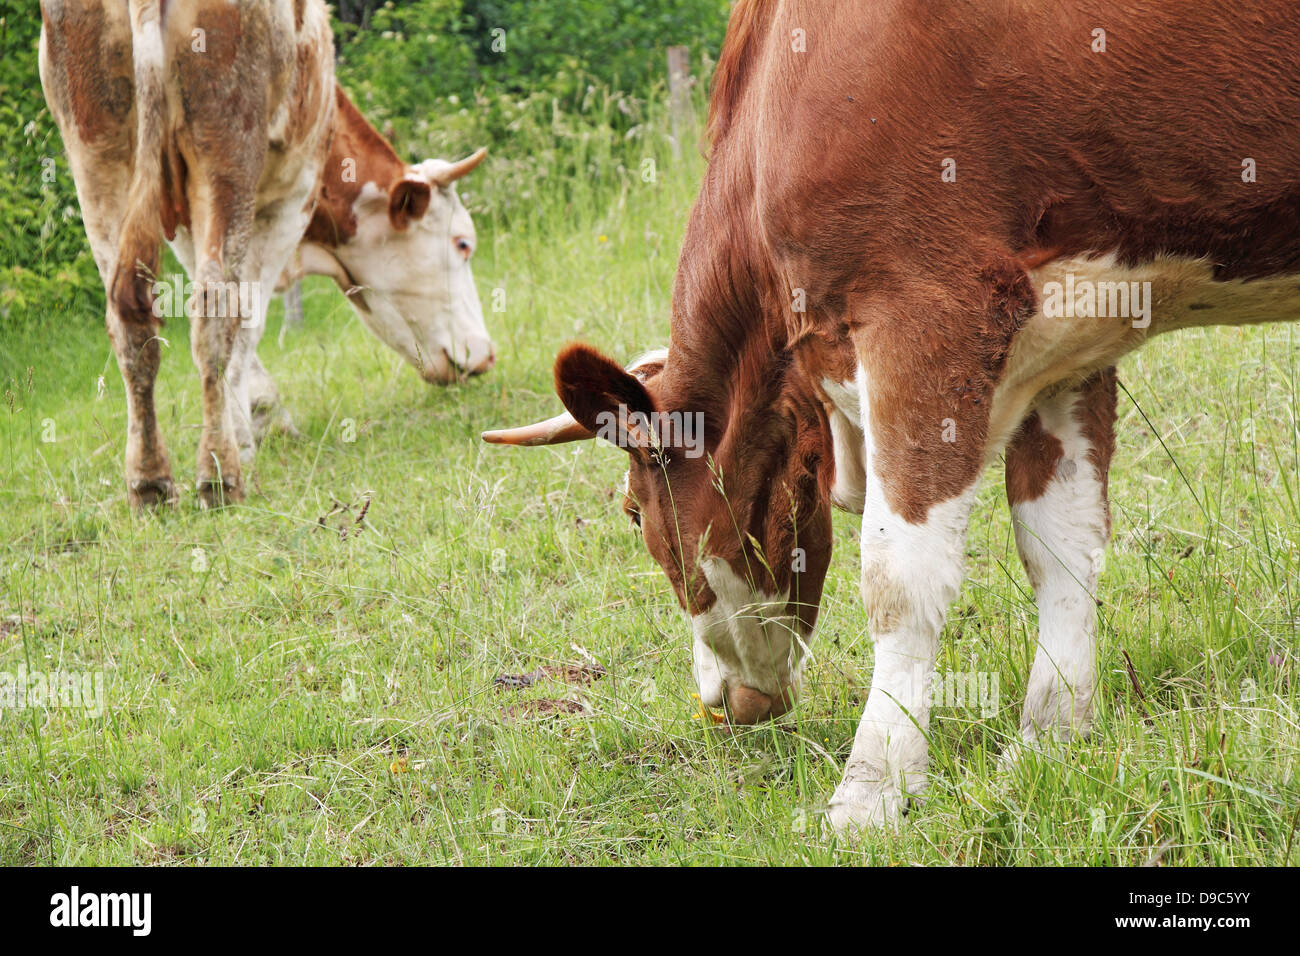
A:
[815,254,1300,512]
[987,255,1300,454]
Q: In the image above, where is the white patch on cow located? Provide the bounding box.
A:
[691,630,726,708]
[690,557,805,704]
[829,367,977,832]
[331,172,492,383]
[1011,388,1108,746]
[819,375,865,513]
[134,22,162,70]
[989,255,1300,457]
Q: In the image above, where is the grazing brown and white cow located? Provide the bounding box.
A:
[486,0,1300,831]
[40,0,492,509]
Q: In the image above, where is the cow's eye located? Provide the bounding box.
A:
[629,510,642,528]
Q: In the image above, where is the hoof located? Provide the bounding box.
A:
[196,476,244,509]
[827,778,916,835]
[251,403,299,442]
[128,476,177,511]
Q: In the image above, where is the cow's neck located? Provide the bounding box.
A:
[663,146,834,615]
[665,140,784,405]
[303,84,406,247]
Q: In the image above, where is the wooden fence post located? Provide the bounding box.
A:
[667,45,692,159]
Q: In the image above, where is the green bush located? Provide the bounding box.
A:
[334,1,729,103]
[0,2,101,332]
[335,0,483,119]
[460,0,730,97]
[334,0,727,137]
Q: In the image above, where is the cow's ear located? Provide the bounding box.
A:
[388,176,431,231]
[626,347,668,386]
[554,343,656,455]
[481,345,669,450]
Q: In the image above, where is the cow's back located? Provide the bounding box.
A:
[736,0,1300,284]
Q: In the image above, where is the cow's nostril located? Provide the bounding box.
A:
[770,684,797,719]
[426,345,494,383]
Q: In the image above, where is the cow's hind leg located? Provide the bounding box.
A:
[186,246,248,507]
[167,226,298,465]
[92,185,176,509]
[108,278,176,508]
[171,4,296,506]
[1004,369,1117,747]
[38,8,175,509]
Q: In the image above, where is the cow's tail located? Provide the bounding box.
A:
[111,0,167,323]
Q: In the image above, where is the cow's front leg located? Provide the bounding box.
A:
[829,477,978,832]
[1005,369,1117,747]
[247,351,297,444]
[828,270,1029,833]
[241,200,318,451]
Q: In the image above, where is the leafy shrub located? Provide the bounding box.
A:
[0,2,101,332]
[335,0,483,120]
[460,0,730,97]
[335,1,729,102]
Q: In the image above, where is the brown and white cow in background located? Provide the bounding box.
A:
[40,0,492,509]
[487,0,1300,832]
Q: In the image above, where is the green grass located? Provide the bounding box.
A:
[3,108,1299,866]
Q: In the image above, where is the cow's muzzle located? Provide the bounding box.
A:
[724,683,798,725]
[421,339,496,384]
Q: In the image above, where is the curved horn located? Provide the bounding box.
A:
[435,147,487,186]
[481,411,593,447]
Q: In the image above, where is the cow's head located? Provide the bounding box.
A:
[484,343,835,724]
[300,148,494,384]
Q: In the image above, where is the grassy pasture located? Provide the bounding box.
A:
[2,103,1299,866]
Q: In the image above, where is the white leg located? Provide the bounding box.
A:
[1005,371,1116,745]
[227,322,261,464]
[226,194,313,460]
[829,442,978,831]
